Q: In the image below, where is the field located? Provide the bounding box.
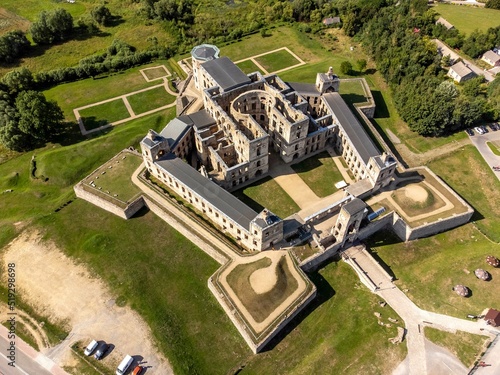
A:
[44,60,175,121]
[424,327,488,368]
[79,99,130,130]
[233,176,300,219]
[127,86,176,115]
[236,59,265,75]
[340,79,370,107]
[433,4,500,36]
[0,0,176,76]
[254,49,301,73]
[291,151,344,197]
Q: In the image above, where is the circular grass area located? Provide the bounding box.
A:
[226,256,299,323]
[392,183,445,216]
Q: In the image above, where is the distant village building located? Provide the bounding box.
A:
[447,61,475,83]
[322,17,341,26]
[481,50,500,67]
[436,17,454,30]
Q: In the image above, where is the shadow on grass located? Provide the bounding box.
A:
[259,265,336,353]
[290,152,328,174]
[340,93,367,107]
[106,15,125,28]
[371,90,389,119]
[82,116,110,131]
[364,243,399,281]
[369,117,409,169]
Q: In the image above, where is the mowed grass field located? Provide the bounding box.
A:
[291,151,344,197]
[254,49,301,73]
[433,4,500,35]
[44,60,174,121]
[79,98,130,130]
[127,86,176,115]
[236,59,265,75]
[233,176,299,219]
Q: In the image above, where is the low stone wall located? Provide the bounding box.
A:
[208,266,316,353]
[74,182,145,219]
[300,242,342,272]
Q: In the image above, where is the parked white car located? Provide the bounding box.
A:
[474,126,485,135]
[84,339,98,356]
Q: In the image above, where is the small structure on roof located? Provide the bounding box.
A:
[484,309,500,327]
[486,255,499,267]
[474,269,490,281]
[453,284,469,297]
[323,17,341,26]
[436,17,454,30]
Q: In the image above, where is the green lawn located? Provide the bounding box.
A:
[425,327,488,368]
[428,145,500,241]
[236,59,265,75]
[340,79,369,107]
[254,49,301,73]
[291,152,344,198]
[82,152,142,203]
[487,141,500,156]
[44,61,172,121]
[142,66,170,81]
[79,99,130,130]
[127,86,176,115]
[433,4,500,36]
[232,176,300,219]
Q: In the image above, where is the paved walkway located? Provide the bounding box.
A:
[343,245,500,375]
[468,129,500,182]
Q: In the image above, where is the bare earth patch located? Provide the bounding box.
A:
[249,261,278,294]
[404,184,428,203]
[2,230,173,374]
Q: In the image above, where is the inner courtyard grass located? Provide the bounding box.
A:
[433,4,500,36]
[340,79,369,107]
[226,256,299,323]
[236,59,265,75]
[254,49,301,73]
[291,151,344,197]
[424,327,488,368]
[233,176,299,219]
[79,99,130,130]
[127,86,176,115]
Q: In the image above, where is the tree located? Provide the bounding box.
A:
[340,61,353,75]
[30,9,73,45]
[14,91,64,145]
[91,5,112,26]
[356,59,367,72]
[0,30,30,64]
[1,68,34,95]
[485,0,500,10]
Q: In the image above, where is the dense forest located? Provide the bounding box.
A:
[1,0,500,150]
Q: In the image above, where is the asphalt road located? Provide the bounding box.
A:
[0,334,53,375]
[467,126,500,180]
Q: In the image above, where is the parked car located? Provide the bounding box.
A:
[465,128,474,136]
[132,365,144,375]
[490,123,499,131]
[84,339,98,356]
[94,342,109,360]
[474,126,485,135]
[116,355,134,375]
[481,125,489,133]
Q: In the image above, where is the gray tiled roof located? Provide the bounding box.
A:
[287,82,320,96]
[449,61,472,78]
[179,109,216,130]
[156,155,258,229]
[202,57,251,91]
[191,44,219,61]
[323,92,380,163]
[159,118,191,148]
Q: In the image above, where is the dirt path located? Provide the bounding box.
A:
[0,304,50,350]
[2,230,174,374]
[395,138,470,168]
